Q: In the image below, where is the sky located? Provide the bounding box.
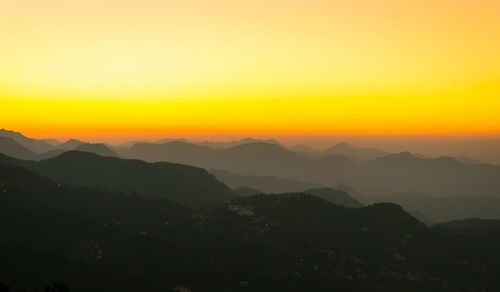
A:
[1,0,500,144]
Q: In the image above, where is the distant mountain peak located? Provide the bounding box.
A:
[370,152,420,165]
[150,136,282,150]
[322,142,387,160]
[0,136,39,160]
[56,139,84,150]
[74,143,119,157]
[230,141,287,152]
[66,138,83,143]
[383,151,416,160]
[0,128,21,135]
[0,129,53,153]
[396,151,414,158]
[0,129,30,140]
[233,137,280,145]
[157,140,211,150]
[332,142,354,149]
[40,138,61,146]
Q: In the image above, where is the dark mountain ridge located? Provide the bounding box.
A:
[1,164,500,291]
[303,187,363,208]
[74,143,119,157]
[0,151,233,207]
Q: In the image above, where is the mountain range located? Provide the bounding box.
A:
[2,163,500,291]
[209,168,323,193]
[373,191,500,223]
[0,136,40,161]
[0,129,54,153]
[302,187,363,208]
[73,143,119,157]
[319,142,388,160]
[2,129,500,291]
[153,136,283,149]
[0,151,233,207]
[0,133,117,160]
[115,141,500,199]
[2,129,500,219]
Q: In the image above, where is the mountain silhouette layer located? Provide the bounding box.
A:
[303,187,363,208]
[209,168,323,193]
[320,142,388,160]
[0,151,233,207]
[3,164,500,291]
[374,191,500,223]
[117,141,500,199]
[0,137,39,160]
[74,143,119,157]
[0,129,53,153]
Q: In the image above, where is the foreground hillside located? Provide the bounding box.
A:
[1,165,500,291]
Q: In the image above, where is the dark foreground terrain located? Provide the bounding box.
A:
[1,162,500,291]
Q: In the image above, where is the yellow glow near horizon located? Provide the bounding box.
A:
[1,0,499,139]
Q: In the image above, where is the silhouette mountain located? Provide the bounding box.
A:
[40,138,62,146]
[2,129,499,214]
[371,151,418,163]
[154,136,283,149]
[118,141,216,164]
[303,187,363,208]
[1,165,500,291]
[217,175,363,208]
[228,193,427,237]
[117,142,500,199]
[0,137,116,161]
[321,142,388,160]
[74,143,119,157]
[0,137,39,160]
[334,184,366,203]
[362,152,500,197]
[451,156,485,165]
[289,144,316,154]
[0,129,53,153]
[37,149,68,160]
[114,139,150,148]
[414,153,486,165]
[4,130,497,202]
[209,168,323,193]
[433,218,500,233]
[0,164,194,291]
[233,186,262,196]
[56,139,84,150]
[407,210,435,226]
[0,151,233,207]
[118,141,311,176]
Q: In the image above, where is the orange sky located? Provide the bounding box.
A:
[1,0,499,140]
